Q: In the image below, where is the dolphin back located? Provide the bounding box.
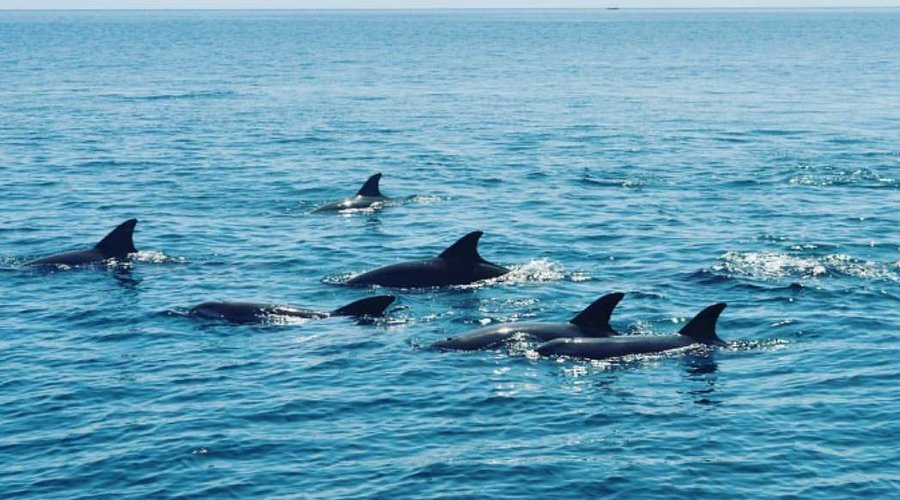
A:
[25,218,137,266]
[189,302,267,323]
[25,249,104,267]
[331,295,395,317]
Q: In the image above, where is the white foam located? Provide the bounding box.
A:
[716,250,898,283]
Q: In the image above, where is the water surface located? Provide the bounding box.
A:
[1,9,898,498]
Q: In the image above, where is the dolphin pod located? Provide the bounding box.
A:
[189,295,396,324]
[346,231,510,288]
[431,292,625,350]
[313,172,390,212]
[26,219,138,267]
[21,175,736,363]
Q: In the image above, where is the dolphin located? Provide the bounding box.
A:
[313,173,390,212]
[189,295,395,324]
[431,292,625,350]
[346,231,510,288]
[535,303,728,360]
[25,219,138,267]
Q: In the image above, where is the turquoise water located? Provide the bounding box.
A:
[1,9,898,497]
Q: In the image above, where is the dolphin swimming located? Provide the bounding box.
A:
[26,219,139,267]
[313,172,390,212]
[189,295,395,324]
[346,231,510,288]
[535,303,728,360]
[431,292,625,350]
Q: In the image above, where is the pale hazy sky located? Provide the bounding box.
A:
[1,1,899,9]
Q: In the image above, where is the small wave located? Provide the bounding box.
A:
[405,194,449,205]
[712,136,751,144]
[497,259,568,283]
[622,320,657,336]
[819,254,900,282]
[581,176,647,189]
[105,90,237,101]
[749,128,809,136]
[715,251,829,279]
[460,259,569,289]
[131,250,186,264]
[788,165,898,189]
[71,159,170,169]
[724,338,790,352]
[0,255,26,269]
[257,315,317,326]
[686,268,734,285]
[787,243,839,253]
[313,201,389,215]
[532,343,717,369]
[268,136,334,145]
[322,272,356,285]
[713,251,899,283]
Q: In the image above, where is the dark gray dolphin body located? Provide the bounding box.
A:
[346,231,510,288]
[535,303,728,360]
[189,295,395,324]
[26,219,138,267]
[313,173,389,212]
[431,292,625,351]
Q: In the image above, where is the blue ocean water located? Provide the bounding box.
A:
[1,8,898,497]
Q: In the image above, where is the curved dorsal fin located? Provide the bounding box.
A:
[356,173,383,197]
[569,292,625,332]
[679,303,727,345]
[94,219,138,257]
[332,295,395,317]
[438,231,487,265]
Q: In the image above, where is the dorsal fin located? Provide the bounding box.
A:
[94,219,138,258]
[356,173,383,197]
[438,231,487,265]
[569,292,625,332]
[332,295,395,317]
[679,303,727,346]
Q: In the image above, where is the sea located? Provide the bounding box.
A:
[0,8,897,498]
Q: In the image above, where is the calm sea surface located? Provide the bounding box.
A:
[1,9,898,498]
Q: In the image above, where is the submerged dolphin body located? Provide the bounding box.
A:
[313,173,390,212]
[431,292,625,351]
[535,303,728,360]
[189,295,395,324]
[26,219,139,267]
[346,231,510,288]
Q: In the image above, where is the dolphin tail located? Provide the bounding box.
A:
[332,295,395,317]
[679,303,727,346]
[356,173,383,197]
[94,219,138,257]
[569,292,625,334]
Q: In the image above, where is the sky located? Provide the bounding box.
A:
[1,1,899,9]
